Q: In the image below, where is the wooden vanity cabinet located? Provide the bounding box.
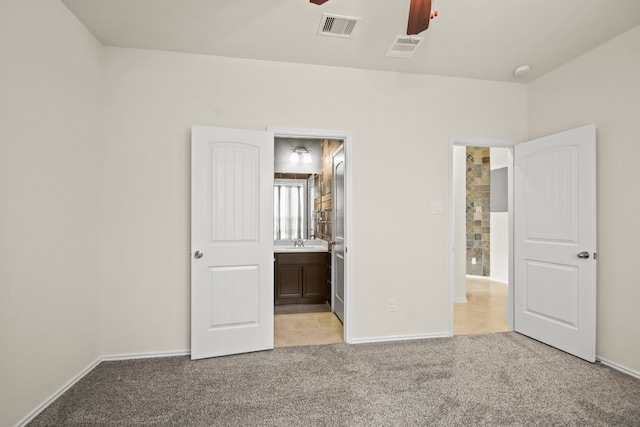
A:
[275,252,328,305]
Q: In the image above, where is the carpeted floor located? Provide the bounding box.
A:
[29,332,640,426]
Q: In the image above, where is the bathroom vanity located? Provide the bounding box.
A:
[274,241,329,305]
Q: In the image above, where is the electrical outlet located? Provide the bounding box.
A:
[388,298,397,312]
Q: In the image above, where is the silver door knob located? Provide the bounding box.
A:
[194,250,203,259]
[577,251,590,259]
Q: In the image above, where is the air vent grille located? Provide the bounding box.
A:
[318,14,360,38]
[385,36,424,58]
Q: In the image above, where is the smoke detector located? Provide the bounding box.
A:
[386,36,424,58]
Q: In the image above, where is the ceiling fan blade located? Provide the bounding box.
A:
[310,0,330,4]
[407,0,431,35]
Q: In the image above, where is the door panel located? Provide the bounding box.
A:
[207,266,260,329]
[514,124,596,362]
[524,261,578,327]
[303,264,326,298]
[211,144,260,241]
[191,125,274,360]
[277,266,303,299]
[332,147,345,323]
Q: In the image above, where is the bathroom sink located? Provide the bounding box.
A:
[273,240,329,253]
[274,245,328,253]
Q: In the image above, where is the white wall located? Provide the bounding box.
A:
[489,213,508,283]
[14,2,640,423]
[453,146,468,301]
[490,147,509,170]
[0,3,528,423]
[5,1,638,424]
[99,47,527,351]
[528,25,640,374]
[0,1,103,426]
[489,147,509,284]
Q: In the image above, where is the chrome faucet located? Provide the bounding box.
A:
[293,238,304,248]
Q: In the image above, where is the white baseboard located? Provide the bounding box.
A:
[454,297,468,303]
[102,349,190,362]
[596,357,640,380]
[350,332,450,344]
[16,357,102,427]
[16,349,191,427]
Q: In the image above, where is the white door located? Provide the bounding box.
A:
[514,124,596,362]
[191,125,274,360]
[332,147,345,323]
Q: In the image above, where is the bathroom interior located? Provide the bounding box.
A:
[454,146,511,335]
[273,137,345,347]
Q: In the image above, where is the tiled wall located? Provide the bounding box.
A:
[466,147,490,276]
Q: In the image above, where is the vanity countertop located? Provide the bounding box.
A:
[274,240,329,253]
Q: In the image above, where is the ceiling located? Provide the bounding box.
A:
[61,0,640,83]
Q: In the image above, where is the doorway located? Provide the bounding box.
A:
[448,138,517,336]
[270,127,352,347]
[447,125,597,361]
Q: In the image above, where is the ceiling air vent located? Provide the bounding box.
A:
[385,35,424,58]
[317,13,360,38]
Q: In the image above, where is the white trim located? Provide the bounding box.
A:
[597,357,640,380]
[16,357,102,427]
[350,332,450,344]
[454,298,468,303]
[268,127,354,345]
[102,349,190,362]
[15,350,191,427]
[448,137,519,337]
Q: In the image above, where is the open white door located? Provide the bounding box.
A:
[332,147,345,323]
[191,125,274,360]
[514,124,596,362]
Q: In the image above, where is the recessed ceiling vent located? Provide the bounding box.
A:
[317,13,360,38]
[385,35,424,58]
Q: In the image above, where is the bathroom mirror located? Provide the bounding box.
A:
[273,178,314,240]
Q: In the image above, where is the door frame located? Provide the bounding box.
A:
[268,127,353,344]
[447,137,518,335]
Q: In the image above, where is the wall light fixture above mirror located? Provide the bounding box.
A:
[290,147,312,164]
[275,138,321,174]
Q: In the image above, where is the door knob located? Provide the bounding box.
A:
[194,250,203,259]
[330,241,337,245]
[577,251,590,259]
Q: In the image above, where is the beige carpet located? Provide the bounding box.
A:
[29,333,640,426]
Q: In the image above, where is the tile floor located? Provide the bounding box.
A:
[274,303,331,315]
[454,275,510,335]
[274,304,344,347]
[274,276,507,348]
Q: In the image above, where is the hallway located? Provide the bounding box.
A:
[454,276,510,335]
